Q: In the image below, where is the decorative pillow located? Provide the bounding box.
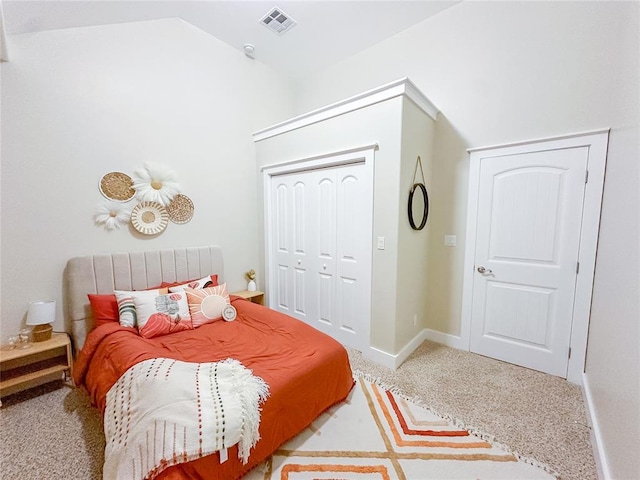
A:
[168,274,219,292]
[88,294,119,327]
[114,288,167,328]
[161,279,196,289]
[132,290,193,339]
[185,284,230,328]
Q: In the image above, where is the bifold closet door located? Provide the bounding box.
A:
[269,162,372,351]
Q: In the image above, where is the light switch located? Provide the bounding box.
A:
[444,235,457,247]
[377,237,385,250]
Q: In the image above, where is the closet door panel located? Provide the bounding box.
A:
[318,176,336,260]
[272,179,292,312]
[276,264,290,310]
[317,273,334,327]
[314,173,336,331]
[335,164,372,350]
[293,180,310,317]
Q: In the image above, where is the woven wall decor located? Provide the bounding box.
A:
[130,201,168,235]
[166,194,194,224]
[99,172,135,202]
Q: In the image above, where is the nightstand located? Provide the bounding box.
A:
[233,290,265,305]
[0,333,73,404]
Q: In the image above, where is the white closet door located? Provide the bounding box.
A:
[271,172,315,319]
[333,164,372,350]
[269,162,372,351]
[313,169,337,339]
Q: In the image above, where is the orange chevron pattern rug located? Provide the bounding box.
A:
[245,377,556,479]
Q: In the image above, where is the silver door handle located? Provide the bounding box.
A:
[477,266,493,274]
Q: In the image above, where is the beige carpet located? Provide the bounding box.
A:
[246,377,556,479]
[0,340,597,480]
[346,342,597,480]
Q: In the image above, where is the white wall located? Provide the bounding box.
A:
[0,18,293,337]
[291,1,639,478]
[395,97,434,351]
[583,13,639,478]
[0,1,8,62]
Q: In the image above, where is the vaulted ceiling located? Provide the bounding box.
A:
[1,1,459,79]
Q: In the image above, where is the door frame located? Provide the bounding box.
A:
[261,143,377,349]
[461,129,609,384]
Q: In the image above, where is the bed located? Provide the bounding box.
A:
[65,245,354,480]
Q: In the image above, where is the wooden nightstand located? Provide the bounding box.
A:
[233,290,265,305]
[0,333,73,404]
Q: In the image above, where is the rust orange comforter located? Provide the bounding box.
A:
[74,296,354,480]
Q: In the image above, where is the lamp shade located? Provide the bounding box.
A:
[26,300,56,326]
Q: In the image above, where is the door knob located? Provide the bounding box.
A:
[297,259,301,265]
[323,264,327,270]
[477,266,493,274]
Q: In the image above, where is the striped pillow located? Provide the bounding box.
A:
[114,288,167,328]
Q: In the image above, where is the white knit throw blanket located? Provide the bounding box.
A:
[103,358,269,480]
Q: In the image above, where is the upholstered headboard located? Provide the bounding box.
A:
[64,245,224,352]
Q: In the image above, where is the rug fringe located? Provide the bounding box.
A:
[352,370,561,479]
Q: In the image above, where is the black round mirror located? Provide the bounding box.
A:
[408,183,429,231]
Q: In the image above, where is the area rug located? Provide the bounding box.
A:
[245,376,557,479]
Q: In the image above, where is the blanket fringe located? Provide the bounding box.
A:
[222,359,270,464]
[352,370,560,480]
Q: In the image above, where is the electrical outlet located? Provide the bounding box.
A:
[413,313,418,326]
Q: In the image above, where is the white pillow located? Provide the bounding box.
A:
[132,290,193,339]
[114,288,165,328]
[168,274,218,292]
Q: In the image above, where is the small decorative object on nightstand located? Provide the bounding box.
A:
[17,329,31,349]
[26,300,56,342]
[245,269,257,292]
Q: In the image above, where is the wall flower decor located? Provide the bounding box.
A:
[131,162,181,206]
[130,201,169,235]
[99,172,135,202]
[94,201,131,231]
[95,162,193,236]
[166,194,194,224]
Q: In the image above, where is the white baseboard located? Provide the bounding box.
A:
[364,328,465,370]
[582,372,609,479]
[363,346,398,370]
[364,330,428,370]
[422,328,465,350]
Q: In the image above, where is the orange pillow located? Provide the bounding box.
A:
[185,284,230,328]
[88,294,119,327]
[163,274,219,291]
[87,285,169,328]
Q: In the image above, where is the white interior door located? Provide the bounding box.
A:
[268,161,373,351]
[469,146,588,377]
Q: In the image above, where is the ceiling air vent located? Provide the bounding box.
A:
[260,6,297,35]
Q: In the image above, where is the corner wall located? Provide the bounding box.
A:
[291,2,639,477]
[0,18,293,337]
[395,97,434,351]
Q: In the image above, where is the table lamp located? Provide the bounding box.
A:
[26,300,55,342]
